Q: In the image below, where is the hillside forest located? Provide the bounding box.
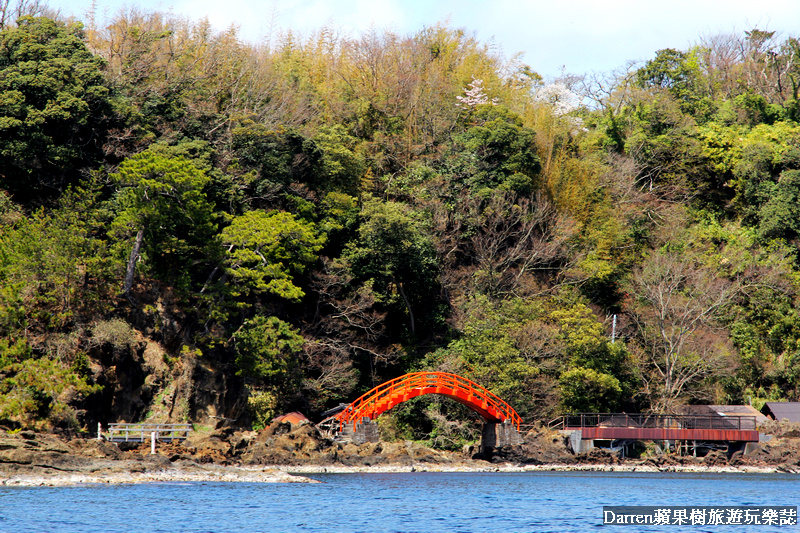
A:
[1,2,800,447]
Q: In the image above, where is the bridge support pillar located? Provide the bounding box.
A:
[480,421,522,452]
[339,418,379,444]
[560,430,594,453]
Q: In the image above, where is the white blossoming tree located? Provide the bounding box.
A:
[533,83,580,116]
[456,77,498,109]
[533,82,586,133]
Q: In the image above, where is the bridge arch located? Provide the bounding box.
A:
[335,372,522,430]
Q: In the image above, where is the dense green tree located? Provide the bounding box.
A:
[635,48,713,117]
[715,92,785,127]
[448,105,541,195]
[219,210,325,302]
[230,123,325,202]
[637,49,697,94]
[622,93,706,190]
[757,169,800,240]
[0,355,100,429]
[344,196,441,338]
[726,123,800,237]
[110,149,217,295]
[550,300,639,410]
[313,125,367,195]
[0,17,117,204]
[232,315,304,384]
[559,367,622,413]
[421,297,543,420]
[0,186,112,331]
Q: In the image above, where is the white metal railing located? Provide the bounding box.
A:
[103,423,193,442]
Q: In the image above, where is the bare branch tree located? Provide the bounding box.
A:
[468,191,577,297]
[307,257,405,387]
[300,338,358,409]
[626,249,739,410]
[0,0,54,29]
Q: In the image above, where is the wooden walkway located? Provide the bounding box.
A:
[105,423,193,442]
[551,413,759,443]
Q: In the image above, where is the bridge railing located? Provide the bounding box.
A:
[106,423,194,442]
[552,413,756,432]
[336,372,522,430]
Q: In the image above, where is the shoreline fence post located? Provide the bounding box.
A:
[97,422,102,441]
[151,432,156,454]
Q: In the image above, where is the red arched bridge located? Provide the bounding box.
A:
[335,371,522,431]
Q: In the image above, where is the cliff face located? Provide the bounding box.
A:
[86,334,157,425]
[76,290,246,431]
[83,339,248,430]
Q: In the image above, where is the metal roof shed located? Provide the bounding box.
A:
[677,405,770,424]
[709,405,771,425]
[761,402,800,424]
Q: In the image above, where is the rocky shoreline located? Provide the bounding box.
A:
[280,462,794,475]
[0,464,318,486]
[2,420,799,486]
[2,459,793,487]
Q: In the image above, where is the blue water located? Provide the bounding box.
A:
[0,471,798,532]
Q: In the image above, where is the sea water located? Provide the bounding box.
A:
[0,471,798,532]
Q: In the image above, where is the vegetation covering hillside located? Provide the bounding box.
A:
[1,3,799,447]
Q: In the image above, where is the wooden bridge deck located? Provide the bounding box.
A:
[552,413,759,443]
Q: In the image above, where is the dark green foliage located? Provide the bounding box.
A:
[0,187,113,330]
[344,196,442,339]
[230,123,325,201]
[232,315,304,387]
[715,93,785,127]
[0,17,117,204]
[729,127,800,244]
[635,48,712,117]
[758,169,800,240]
[0,355,100,428]
[732,142,777,223]
[314,125,367,195]
[623,94,705,188]
[110,148,217,292]
[317,192,360,255]
[422,296,559,421]
[637,49,696,95]
[725,281,800,402]
[449,105,541,195]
